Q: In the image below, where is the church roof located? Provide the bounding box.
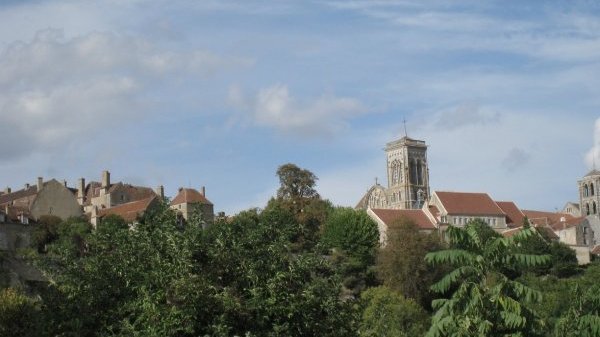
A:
[585,169,600,177]
[370,208,436,230]
[355,184,386,210]
[434,191,505,216]
[496,201,527,227]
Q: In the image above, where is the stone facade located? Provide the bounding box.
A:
[170,187,214,227]
[579,169,600,216]
[357,135,430,210]
[30,179,83,220]
[0,178,82,222]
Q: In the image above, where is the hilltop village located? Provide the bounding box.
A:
[1,131,599,337]
[355,134,600,264]
[2,132,599,266]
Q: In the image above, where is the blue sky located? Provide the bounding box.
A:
[0,0,599,214]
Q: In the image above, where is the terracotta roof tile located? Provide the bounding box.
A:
[97,196,157,223]
[591,245,600,255]
[0,186,38,205]
[496,201,527,227]
[170,188,212,206]
[371,208,436,230]
[502,227,523,238]
[522,210,574,227]
[435,191,505,216]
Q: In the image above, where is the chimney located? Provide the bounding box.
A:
[63,180,68,187]
[37,177,43,191]
[201,186,206,196]
[4,187,10,194]
[155,185,164,199]
[77,178,85,202]
[25,183,30,189]
[102,170,110,189]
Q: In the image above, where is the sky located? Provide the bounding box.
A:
[0,0,599,214]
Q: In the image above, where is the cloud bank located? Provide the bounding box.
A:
[585,118,600,169]
[0,29,246,161]
[231,84,366,136]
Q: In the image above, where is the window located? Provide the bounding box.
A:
[592,183,596,196]
[492,218,496,226]
[584,184,589,197]
[583,227,589,245]
[594,202,597,215]
[587,203,590,215]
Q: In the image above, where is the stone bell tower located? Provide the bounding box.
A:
[385,135,430,209]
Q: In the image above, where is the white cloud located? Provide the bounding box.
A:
[585,118,600,169]
[502,148,531,173]
[433,103,500,131]
[233,84,366,136]
[0,29,247,160]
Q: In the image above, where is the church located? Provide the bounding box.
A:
[356,135,430,210]
[356,130,600,263]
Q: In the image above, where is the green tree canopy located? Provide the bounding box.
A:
[276,163,319,201]
[359,286,429,337]
[321,207,379,264]
[376,217,444,308]
[425,221,551,337]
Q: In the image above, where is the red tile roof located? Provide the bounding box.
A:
[496,201,527,227]
[0,186,38,205]
[435,191,505,216]
[550,216,586,231]
[502,225,559,240]
[370,208,436,230]
[522,210,574,227]
[502,227,523,238]
[97,196,157,223]
[170,188,212,206]
[591,245,600,255]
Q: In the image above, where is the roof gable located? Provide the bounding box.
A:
[170,188,212,206]
[370,208,436,230]
[97,196,157,223]
[434,191,505,216]
[496,201,526,227]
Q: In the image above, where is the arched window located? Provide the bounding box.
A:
[592,183,595,196]
[390,160,401,185]
[594,202,597,215]
[584,184,589,197]
[586,203,590,215]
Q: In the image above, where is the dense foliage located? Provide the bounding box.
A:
[425,221,550,337]
[376,218,445,308]
[359,286,429,337]
[0,165,597,337]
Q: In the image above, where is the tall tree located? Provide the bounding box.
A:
[425,221,551,337]
[359,286,429,337]
[276,163,319,201]
[321,207,379,265]
[376,218,444,308]
[553,284,600,337]
[321,207,380,296]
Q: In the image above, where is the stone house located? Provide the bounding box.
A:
[0,178,82,222]
[170,187,214,227]
[426,191,508,231]
[77,170,158,213]
[366,208,436,245]
[91,195,160,227]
